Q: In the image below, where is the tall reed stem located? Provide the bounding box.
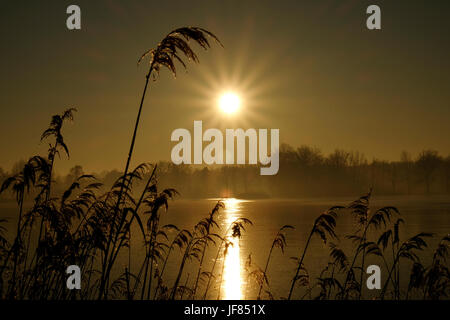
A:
[287,230,313,300]
[99,65,153,299]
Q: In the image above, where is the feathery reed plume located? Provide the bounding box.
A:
[421,235,450,299]
[99,27,221,299]
[380,232,433,299]
[257,225,294,299]
[152,228,190,299]
[41,108,76,201]
[201,217,252,300]
[288,206,342,300]
[169,203,225,300]
[318,243,348,299]
[192,201,223,299]
[340,190,399,299]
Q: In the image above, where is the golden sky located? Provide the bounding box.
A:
[0,0,449,174]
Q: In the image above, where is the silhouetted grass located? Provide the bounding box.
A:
[0,27,448,300]
[1,118,447,300]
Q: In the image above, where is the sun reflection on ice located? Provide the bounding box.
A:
[222,198,243,300]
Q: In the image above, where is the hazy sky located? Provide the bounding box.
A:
[0,0,449,174]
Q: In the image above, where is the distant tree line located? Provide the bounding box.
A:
[150,144,449,198]
[1,144,449,200]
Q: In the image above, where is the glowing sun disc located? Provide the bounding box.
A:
[219,92,240,114]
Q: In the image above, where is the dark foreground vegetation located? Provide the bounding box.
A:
[0,27,448,300]
[0,108,448,300]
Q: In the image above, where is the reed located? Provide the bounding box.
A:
[0,27,448,301]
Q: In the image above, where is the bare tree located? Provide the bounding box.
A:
[416,150,441,194]
[400,151,413,195]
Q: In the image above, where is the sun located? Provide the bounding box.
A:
[218,92,240,114]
